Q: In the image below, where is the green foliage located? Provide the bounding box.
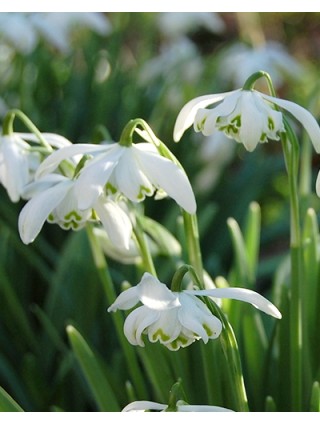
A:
[1,12,320,412]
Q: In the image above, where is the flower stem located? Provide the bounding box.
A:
[281,121,304,411]
[2,109,53,151]
[133,216,157,276]
[182,212,204,287]
[86,224,148,399]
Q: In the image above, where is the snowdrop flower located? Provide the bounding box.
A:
[174,88,320,153]
[108,272,281,351]
[0,12,111,55]
[0,132,71,202]
[35,140,196,214]
[218,41,303,89]
[122,399,233,412]
[157,12,226,39]
[0,13,37,54]
[30,12,112,54]
[18,173,132,248]
[138,37,203,86]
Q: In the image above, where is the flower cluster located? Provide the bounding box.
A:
[16,122,196,249]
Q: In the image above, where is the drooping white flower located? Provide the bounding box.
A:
[0,132,71,202]
[18,173,132,248]
[35,141,196,214]
[108,272,281,351]
[173,88,320,153]
[30,12,112,54]
[138,37,203,87]
[157,12,226,39]
[0,12,111,55]
[122,399,233,412]
[218,41,303,89]
[0,13,38,54]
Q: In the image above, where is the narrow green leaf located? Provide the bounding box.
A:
[66,325,120,412]
[310,382,320,412]
[227,217,250,287]
[265,395,277,412]
[0,386,24,412]
[244,201,261,287]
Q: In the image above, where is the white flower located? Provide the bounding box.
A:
[30,12,112,54]
[157,12,226,39]
[35,141,196,214]
[18,174,132,248]
[122,399,233,412]
[173,89,320,153]
[0,132,71,202]
[138,37,203,87]
[0,13,38,54]
[0,12,111,55]
[108,272,281,351]
[218,41,303,89]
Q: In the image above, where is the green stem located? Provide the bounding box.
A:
[85,224,148,399]
[299,134,312,196]
[206,299,249,411]
[182,211,204,287]
[2,109,53,151]
[133,216,157,276]
[281,122,303,411]
[242,71,275,92]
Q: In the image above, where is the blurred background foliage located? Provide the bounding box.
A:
[0,11,320,411]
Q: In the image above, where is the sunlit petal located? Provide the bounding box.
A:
[18,179,73,244]
[173,91,239,141]
[135,144,197,213]
[138,272,180,310]
[188,287,282,319]
[107,286,140,312]
[262,93,320,153]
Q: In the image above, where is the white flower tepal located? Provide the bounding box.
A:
[108,272,281,351]
[36,141,196,214]
[174,88,320,153]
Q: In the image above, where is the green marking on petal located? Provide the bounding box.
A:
[47,213,55,222]
[106,182,117,195]
[231,115,241,128]
[203,323,214,337]
[137,185,152,200]
[169,335,190,350]
[64,210,82,221]
[151,329,170,343]
[268,117,275,130]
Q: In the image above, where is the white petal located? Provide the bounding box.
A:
[18,179,73,244]
[122,401,167,412]
[107,286,140,312]
[238,92,266,151]
[114,147,153,202]
[124,306,159,346]
[35,143,110,178]
[316,171,320,197]
[17,132,72,148]
[1,136,29,202]
[137,273,180,310]
[22,174,68,199]
[262,94,320,153]
[187,287,282,319]
[135,144,197,213]
[147,308,181,344]
[173,90,239,141]
[94,198,132,250]
[177,402,234,412]
[75,145,123,209]
[178,293,222,342]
